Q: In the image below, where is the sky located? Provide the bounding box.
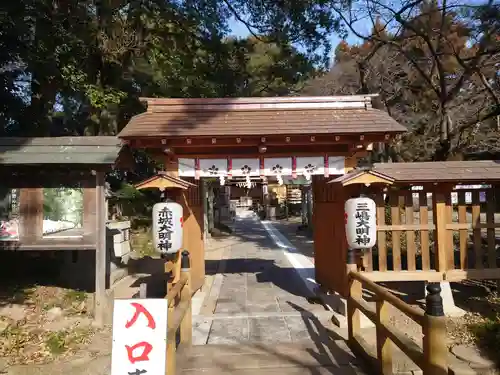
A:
[227,16,365,59]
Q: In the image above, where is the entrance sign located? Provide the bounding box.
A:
[152,201,183,254]
[345,197,377,249]
[111,299,168,375]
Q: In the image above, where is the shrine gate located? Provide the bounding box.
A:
[117,95,406,293]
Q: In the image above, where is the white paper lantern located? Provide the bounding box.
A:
[152,201,183,254]
[345,197,377,249]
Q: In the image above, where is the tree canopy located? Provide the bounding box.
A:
[0,0,330,139]
[304,0,500,161]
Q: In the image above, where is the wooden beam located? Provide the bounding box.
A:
[127,133,392,149]
[161,145,351,158]
[94,170,107,327]
[445,268,500,281]
[361,270,443,282]
[0,242,97,251]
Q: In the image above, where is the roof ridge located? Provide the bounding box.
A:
[118,105,406,138]
[141,94,378,105]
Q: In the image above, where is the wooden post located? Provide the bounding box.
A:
[165,252,178,297]
[180,250,192,345]
[376,298,392,375]
[347,249,361,345]
[95,170,107,326]
[419,192,431,270]
[347,278,362,344]
[139,283,147,299]
[432,190,448,272]
[173,251,181,283]
[423,283,448,375]
[375,193,388,272]
[346,248,358,295]
[166,300,176,375]
[390,193,402,271]
[471,190,482,269]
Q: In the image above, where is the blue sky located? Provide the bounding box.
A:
[228,16,365,55]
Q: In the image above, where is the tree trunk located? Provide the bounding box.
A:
[434,108,452,161]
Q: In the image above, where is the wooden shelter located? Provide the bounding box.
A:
[118,95,407,292]
[134,172,197,191]
[0,136,129,324]
[315,161,500,297]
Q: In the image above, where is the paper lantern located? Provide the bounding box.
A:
[345,197,377,249]
[152,201,183,254]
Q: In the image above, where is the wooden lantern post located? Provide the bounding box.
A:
[134,170,195,293]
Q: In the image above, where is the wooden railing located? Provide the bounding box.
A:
[166,250,193,375]
[358,187,500,284]
[347,271,448,375]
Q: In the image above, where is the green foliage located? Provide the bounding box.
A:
[0,1,326,201]
[131,227,156,258]
[0,0,326,140]
[43,189,64,222]
[45,332,67,355]
[43,188,83,226]
[63,289,87,304]
[113,183,145,200]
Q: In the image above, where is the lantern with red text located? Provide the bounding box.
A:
[152,201,183,254]
[344,197,377,249]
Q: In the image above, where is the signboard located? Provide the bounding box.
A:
[0,188,20,241]
[345,197,377,249]
[152,201,183,254]
[0,219,19,241]
[111,299,168,375]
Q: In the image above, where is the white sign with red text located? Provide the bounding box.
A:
[111,299,168,375]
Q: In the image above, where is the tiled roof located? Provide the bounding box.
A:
[0,137,123,165]
[331,161,500,184]
[373,161,500,183]
[118,96,407,138]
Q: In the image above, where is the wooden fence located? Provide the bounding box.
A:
[360,185,500,283]
[165,250,193,375]
[347,271,448,375]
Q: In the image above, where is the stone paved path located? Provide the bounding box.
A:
[184,211,367,374]
[198,211,341,346]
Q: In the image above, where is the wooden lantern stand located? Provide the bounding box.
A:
[134,170,196,294]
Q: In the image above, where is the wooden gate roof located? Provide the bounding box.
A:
[0,136,126,165]
[118,95,407,139]
[330,160,500,185]
[374,161,500,183]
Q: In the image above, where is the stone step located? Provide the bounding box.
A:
[178,341,367,374]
